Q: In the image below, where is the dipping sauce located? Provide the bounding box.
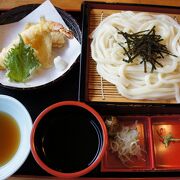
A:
[34,105,103,173]
[0,112,20,166]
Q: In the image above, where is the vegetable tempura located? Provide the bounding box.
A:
[0,17,73,81]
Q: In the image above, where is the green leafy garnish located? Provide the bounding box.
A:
[4,35,40,82]
[157,128,180,148]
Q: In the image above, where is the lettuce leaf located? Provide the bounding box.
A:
[4,35,40,82]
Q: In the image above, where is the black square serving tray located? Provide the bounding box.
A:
[78,1,180,115]
[1,2,180,179]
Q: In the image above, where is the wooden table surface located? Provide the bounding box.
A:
[0,0,180,11]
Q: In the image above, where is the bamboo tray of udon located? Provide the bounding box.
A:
[79,1,180,111]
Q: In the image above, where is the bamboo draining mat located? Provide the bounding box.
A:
[87,9,180,104]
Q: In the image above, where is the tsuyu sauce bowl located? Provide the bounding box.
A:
[30,101,108,178]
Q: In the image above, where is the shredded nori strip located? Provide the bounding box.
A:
[118,26,177,73]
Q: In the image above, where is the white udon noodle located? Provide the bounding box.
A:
[91,11,180,102]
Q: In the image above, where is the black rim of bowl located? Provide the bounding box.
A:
[0,4,81,90]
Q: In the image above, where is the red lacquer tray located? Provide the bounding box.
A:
[152,116,180,170]
[101,116,153,172]
[101,115,180,172]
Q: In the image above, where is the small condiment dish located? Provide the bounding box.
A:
[0,95,32,179]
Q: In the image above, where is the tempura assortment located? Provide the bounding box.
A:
[0,17,74,82]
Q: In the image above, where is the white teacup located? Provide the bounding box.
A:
[0,95,32,180]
